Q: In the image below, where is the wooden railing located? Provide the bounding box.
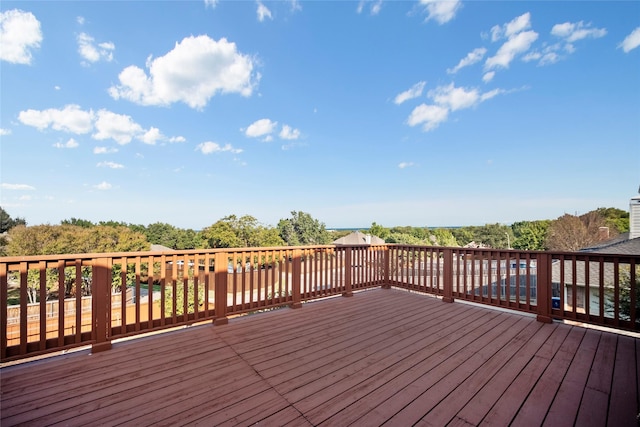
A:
[1,245,638,361]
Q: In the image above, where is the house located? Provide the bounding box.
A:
[333,231,385,245]
[552,191,640,316]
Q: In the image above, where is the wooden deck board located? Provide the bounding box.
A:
[2,288,638,427]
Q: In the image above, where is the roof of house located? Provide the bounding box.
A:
[333,231,385,245]
[150,244,175,252]
[580,233,640,256]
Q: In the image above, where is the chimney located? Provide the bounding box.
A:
[598,226,609,241]
[631,193,640,240]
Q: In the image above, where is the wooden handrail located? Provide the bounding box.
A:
[2,245,638,362]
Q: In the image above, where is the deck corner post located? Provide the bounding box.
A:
[92,257,112,353]
[343,247,354,297]
[382,246,391,289]
[442,249,455,303]
[535,252,553,324]
[213,252,229,326]
[291,249,303,309]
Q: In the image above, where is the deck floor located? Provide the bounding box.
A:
[1,288,639,426]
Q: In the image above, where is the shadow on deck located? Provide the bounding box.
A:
[1,288,638,426]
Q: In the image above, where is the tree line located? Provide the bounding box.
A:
[0,206,630,257]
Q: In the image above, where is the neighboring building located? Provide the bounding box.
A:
[150,244,175,252]
[333,231,385,245]
[552,190,640,315]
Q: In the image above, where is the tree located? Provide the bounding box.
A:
[385,232,423,245]
[511,220,550,251]
[0,207,26,234]
[430,228,458,247]
[450,227,474,247]
[6,224,148,256]
[60,217,94,228]
[201,215,282,248]
[368,222,389,241]
[545,212,610,252]
[277,211,330,246]
[596,207,629,233]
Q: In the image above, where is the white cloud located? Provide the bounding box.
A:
[196,141,243,154]
[256,1,273,22]
[394,81,426,105]
[77,32,115,65]
[398,162,414,169]
[19,195,32,201]
[419,0,461,24]
[480,88,506,102]
[407,83,504,132]
[53,138,79,149]
[138,127,164,145]
[407,104,449,131]
[94,181,112,190]
[619,27,640,53]
[94,146,118,154]
[447,48,487,74]
[279,124,301,140]
[358,0,383,15]
[522,45,561,66]
[245,118,278,138]
[0,128,11,136]
[551,21,606,43]
[289,0,302,12]
[18,104,95,134]
[93,110,143,145]
[482,71,495,83]
[97,161,124,169]
[204,0,218,8]
[0,9,42,64]
[370,0,383,15]
[76,16,85,25]
[1,183,35,191]
[169,136,186,143]
[429,83,479,111]
[485,30,538,70]
[109,35,258,109]
[491,12,532,42]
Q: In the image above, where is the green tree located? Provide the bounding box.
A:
[511,220,550,251]
[368,222,389,241]
[60,217,94,228]
[201,219,241,248]
[201,215,280,248]
[6,224,148,256]
[145,222,182,249]
[450,227,475,247]
[430,228,458,247]
[277,211,330,246]
[596,207,629,233]
[0,207,26,234]
[385,232,423,245]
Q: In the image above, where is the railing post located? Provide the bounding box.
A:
[536,253,553,323]
[343,247,353,297]
[214,252,228,326]
[442,249,454,303]
[92,257,112,353]
[291,249,302,309]
[1,262,8,361]
[382,246,391,289]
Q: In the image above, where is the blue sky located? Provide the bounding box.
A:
[1,1,639,230]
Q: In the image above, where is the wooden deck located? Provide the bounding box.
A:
[1,288,638,426]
